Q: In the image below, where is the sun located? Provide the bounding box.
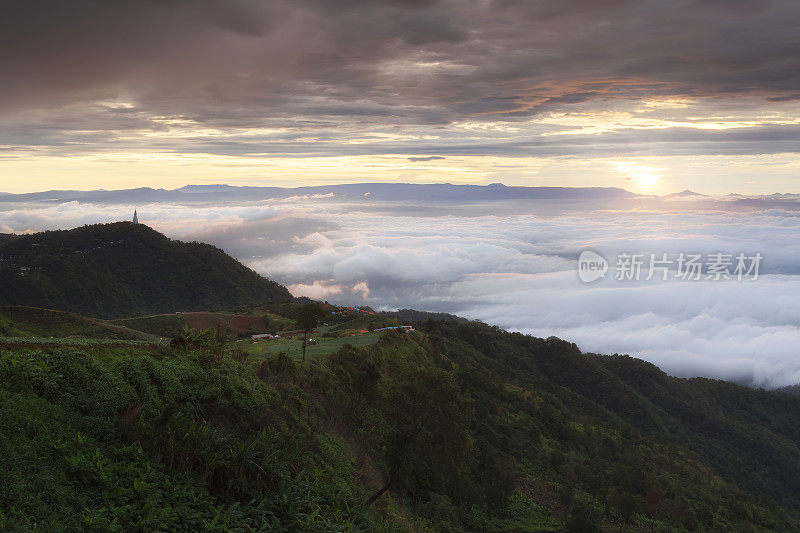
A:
[607,161,662,188]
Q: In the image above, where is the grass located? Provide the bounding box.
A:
[112,311,295,338]
[253,312,294,330]
[0,307,383,356]
[240,329,383,360]
[0,306,162,341]
[0,337,167,347]
[110,314,188,338]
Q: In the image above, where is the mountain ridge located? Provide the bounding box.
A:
[0,222,292,319]
[0,183,640,204]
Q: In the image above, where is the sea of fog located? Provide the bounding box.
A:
[2,188,800,388]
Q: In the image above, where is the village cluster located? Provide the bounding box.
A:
[250,324,415,342]
[249,304,414,344]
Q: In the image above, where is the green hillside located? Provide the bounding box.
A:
[0,306,161,341]
[1,319,799,531]
[0,223,293,318]
[111,311,295,339]
[109,314,188,338]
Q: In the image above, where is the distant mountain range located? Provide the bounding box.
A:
[4,183,800,211]
[662,189,710,199]
[0,183,640,204]
[0,222,292,318]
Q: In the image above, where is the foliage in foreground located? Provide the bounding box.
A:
[2,322,800,531]
[318,329,798,532]
[0,346,384,531]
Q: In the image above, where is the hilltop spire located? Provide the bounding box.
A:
[132,210,138,224]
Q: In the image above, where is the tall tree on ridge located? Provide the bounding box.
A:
[297,302,324,362]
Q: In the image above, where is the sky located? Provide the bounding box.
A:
[2,189,800,388]
[2,0,800,194]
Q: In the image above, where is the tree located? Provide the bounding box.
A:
[365,364,473,506]
[297,302,324,361]
[423,317,440,334]
[565,501,602,533]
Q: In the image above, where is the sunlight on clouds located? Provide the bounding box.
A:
[3,93,800,194]
[377,57,477,76]
[96,100,137,110]
[288,279,369,301]
[287,280,344,300]
[607,161,662,188]
[540,112,800,136]
[536,97,800,137]
[453,121,524,133]
[140,120,294,139]
[636,97,696,110]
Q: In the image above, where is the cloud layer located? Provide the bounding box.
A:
[3,189,800,388]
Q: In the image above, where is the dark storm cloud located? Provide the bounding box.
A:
[767,93,800,102]
[2,0,800,125]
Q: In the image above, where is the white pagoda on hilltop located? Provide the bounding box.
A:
[132,210,139,224]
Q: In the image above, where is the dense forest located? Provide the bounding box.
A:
[2,320,799,531]
[0,223,292,318]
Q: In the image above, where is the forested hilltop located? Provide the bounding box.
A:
[0,223,292,318]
